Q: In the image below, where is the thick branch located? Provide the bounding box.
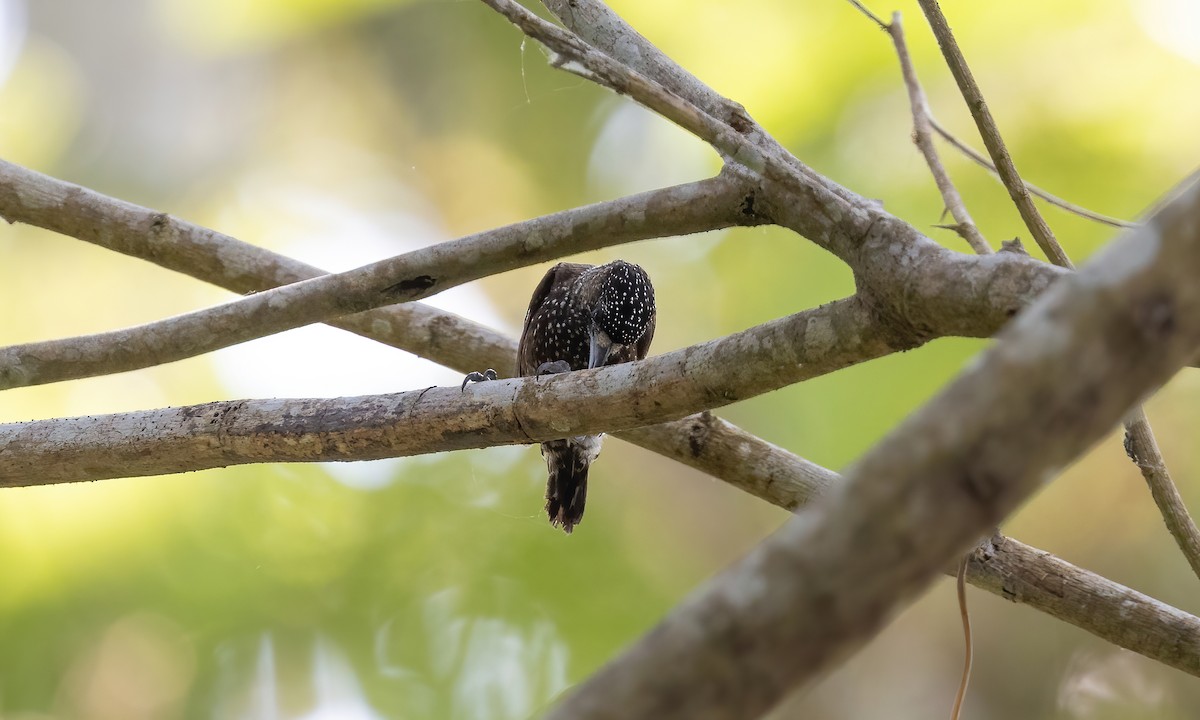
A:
[0,163,751,389]
[8,374,1200,681]
[967,534,1200,675]
[0,297,894,485]
[542,177,1200,719]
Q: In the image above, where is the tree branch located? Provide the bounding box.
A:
[908,2,1200,590]
[880,11,990,254]
[541,176,1200,719]
[967,533,1200,676]
[479,0,768,173]
[929,119,1138,230]
[916,0,1072,267]
[489,0,922,268]
[0,162,752,389]
[0,297,896,485]
[539,0,865,207]
[487,0,1078,360]
[1124,408,1200,582]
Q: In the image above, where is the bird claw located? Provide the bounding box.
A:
[461,368,498,391]
[535,360,571,377]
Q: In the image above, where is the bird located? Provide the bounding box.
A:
[464,260,656,533]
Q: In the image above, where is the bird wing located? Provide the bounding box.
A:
[516,262,593,376]
[634,311,656,361]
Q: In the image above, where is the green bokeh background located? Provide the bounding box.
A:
[2,0,1200,718]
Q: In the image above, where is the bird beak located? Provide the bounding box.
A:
[588,327,613,369]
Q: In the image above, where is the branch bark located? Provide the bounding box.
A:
[967,534,1200,676]
[0,297,892,485]
[1124,409,1200,581]
[541,176,1200,719]
[0,164,752,389]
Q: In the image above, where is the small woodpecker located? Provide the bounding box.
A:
[465,260,656,533]
[519,260,657,532]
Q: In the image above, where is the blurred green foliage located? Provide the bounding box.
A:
[2,0,1200,718]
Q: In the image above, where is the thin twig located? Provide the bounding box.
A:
[929,119,1137,229]
[916,0,1073,268]
[1124,408,1200,582]
[848,0,1134,234]
[885,11,991,254]
[951,555,972,720]
[844,0,888,29]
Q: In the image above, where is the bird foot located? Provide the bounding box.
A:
[535,360,571,377]
[460,368,498,391]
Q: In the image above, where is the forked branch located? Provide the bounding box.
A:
[542,176,1200,719]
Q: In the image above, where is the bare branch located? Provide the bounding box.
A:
[916,0,1073,268]
[843,0,889,29]
[638,418,1200,679]
[539,0,865,207]
[542,177,1200,720]
[0,161,751,389]
[479,0,767,173]
[9,373,1200,681]
[621,413,837,509]
[968,534,1200,676]
[883,11,990,254]
[488,0,1072,342]
[541,0,755,150]
[1124,408,1200,581]
[930,119,1138,230]
[0,297,895,485]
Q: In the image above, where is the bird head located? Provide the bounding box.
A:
[587,260,655,369]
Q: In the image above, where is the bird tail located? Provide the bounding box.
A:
[542,437,601,533]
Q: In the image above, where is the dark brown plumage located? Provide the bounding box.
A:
[516,260,656,533]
